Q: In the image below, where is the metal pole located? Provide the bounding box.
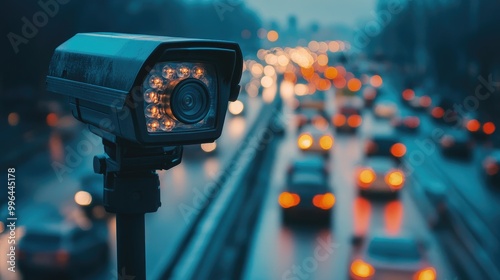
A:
[116,213,146,280]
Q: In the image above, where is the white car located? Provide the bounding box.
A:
[349,234,437,280]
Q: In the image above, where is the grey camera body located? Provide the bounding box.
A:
[47,32,243,146]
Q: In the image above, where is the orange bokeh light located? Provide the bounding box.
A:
[483,122,496,135]
[46,113,58,127]
[402,89,415,101]
[390,143,407,158]
[347,115,363,128]
[370,75,383,88]
[347,78,362,92]
[278,192,300,208]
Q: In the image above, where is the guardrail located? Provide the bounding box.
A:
[151,94,284,280]
[410,157,500,279]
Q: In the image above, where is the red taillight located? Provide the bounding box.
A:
[312,193,336,210]
[56,250,69,265]
[347,114,363,128]
[358,168,376,188]
[385,170,405,189]
[350,259,375,278]
[365,140,377,154]
[333,114,346,127]
[402,89,415,101]
[419,95,432,108]
[414,267,436,280]
[431,107,444,118]
[279,192,300,208]
[483,158,500,175]
[390,143,406,158]
[404,117,420,128]
[483,122,496,135]
[466,119,481,132]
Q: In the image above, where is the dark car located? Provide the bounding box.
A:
[333,106,363,133]
[279,171,334,225]
[294,108,329,130]
[286,154,329,181]
[365,132,406,161]
[18,222,109,280]
[482,150,500,187]
[355,157,405,198]
[391,112,420,133]
[349,234,436,280]
[438,128,473,159]
[429,96,458,126]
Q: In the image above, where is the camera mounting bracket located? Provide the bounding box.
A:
[92,138,183,279]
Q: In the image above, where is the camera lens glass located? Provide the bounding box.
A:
[170,78,210,124]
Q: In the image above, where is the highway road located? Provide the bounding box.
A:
[243,85,458,280]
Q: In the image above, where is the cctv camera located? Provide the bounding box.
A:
[46,32,243,146]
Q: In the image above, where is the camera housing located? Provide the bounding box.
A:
[46,32,243,146]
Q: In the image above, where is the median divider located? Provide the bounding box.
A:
[151,94,284,280]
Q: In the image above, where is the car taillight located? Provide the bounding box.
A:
[297,133,313,150]
[319,135,334,150]
[385,170,405,189]
[402,89,415,101]
[466,119,481,132]
[414,267,436,280]
[358,168,376,188]
[390,143,406,158]
[419,95,432,108]
[431,107,444,119]
[333,114,346,127]
[483,158,500,175]
[440,135,454,148]
[365,140,377,154]
[56,250,69,265]
[404,117,420,128]
[279,192,300,208]
[348,114,363,128]
[350,259,375,278]
[312,193,336,210]
[483,122,496,135]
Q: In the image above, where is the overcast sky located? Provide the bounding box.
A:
[245,0,377,28]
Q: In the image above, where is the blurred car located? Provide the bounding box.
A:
[75,175,109,220]
[429,96,458,126]
[333,106,363,133]
[286,154,329,181]
[408,94,432,111]
[355,157,405,197]
[349,234,436,280]
[482,150,500,187]
[362,86,378,108]
[463,116,496,140]
[438,129,473,159]
[391,112,420,133]
[365,132,406,160]
[421,181,448,229]
[373,101,397,119]
[295,108,329,130]
[18,223,109,279]
[279,170,334,225]
[295,91,326,111]
[297,124,334,157]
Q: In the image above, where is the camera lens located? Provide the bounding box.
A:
[169,78,210,124]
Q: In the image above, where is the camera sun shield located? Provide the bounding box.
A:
[46,33,243,147]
